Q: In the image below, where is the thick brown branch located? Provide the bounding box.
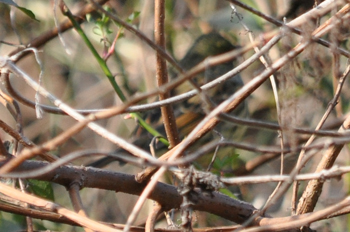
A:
[0,160,256,224]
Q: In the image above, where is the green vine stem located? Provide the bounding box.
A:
[60,1,169,146]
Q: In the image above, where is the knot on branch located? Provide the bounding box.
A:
[176,166,224,197]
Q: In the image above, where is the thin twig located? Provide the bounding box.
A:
[0,182,122,232]
[8,0,110,58]
[135,33,282,183]
[221,165,350,185]
[226,3,347,228]
[154,0,180,148]
[294,60,350,214]
[0,118,88,174]
[145,202,162,232]
[0,56,159,171]
[296,75,350,214]
[68,184,93,232]
[231,4,284,214]
[228,0,350,58]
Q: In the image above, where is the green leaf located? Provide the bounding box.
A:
[0,1,39,21]
[219,188,238,199]
[126,11,140,23]
[17,6,38,21]
[212,157,223,170]
[212,153,240,171]
[88,8,113,36]
[27,179,54,201]
[221,153,239,167]
[92,26,103,36]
